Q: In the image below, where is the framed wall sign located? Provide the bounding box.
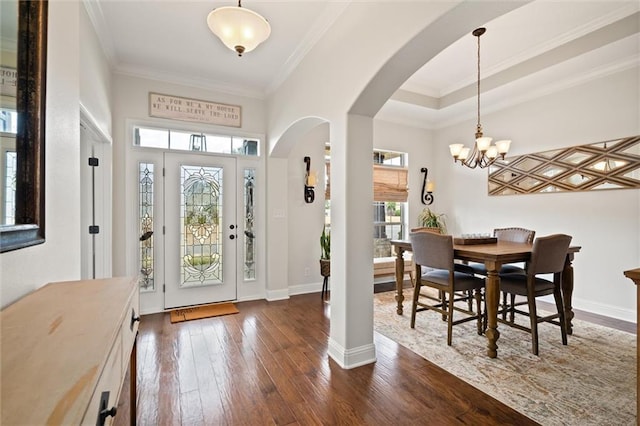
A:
[149,93,241,128]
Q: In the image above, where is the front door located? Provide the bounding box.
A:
[164,152,237,309]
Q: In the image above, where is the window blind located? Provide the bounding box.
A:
[324,163,408,202]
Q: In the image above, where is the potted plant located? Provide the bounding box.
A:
[416,208,447,234]
[319,226,330,277]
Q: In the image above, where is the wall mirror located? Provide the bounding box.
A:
[0,1,47,252]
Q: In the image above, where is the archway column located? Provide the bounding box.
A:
[328,113,376,368]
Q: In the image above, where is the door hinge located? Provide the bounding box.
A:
[163,284,166,293]
[163,168,165,177]
[89,225,100,234]
[163,225,166,235]
[88,157,99,167]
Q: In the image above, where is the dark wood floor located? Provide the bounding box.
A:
[114,289,634,425]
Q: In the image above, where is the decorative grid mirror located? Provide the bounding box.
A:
[488,135,640,196]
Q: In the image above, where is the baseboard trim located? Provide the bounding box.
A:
[328,338,377,369]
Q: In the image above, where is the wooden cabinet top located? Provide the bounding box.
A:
[1,276,137,425]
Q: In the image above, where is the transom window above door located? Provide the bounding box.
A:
[134,125,260,156]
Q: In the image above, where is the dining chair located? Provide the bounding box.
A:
[465,227,535,319]
[409,231,485,346]
[469,227,536,275]
[411,227,474,310]
[497,234,572,355]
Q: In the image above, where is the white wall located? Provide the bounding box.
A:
[287,123,328,294]
[79,3,114,279]
[435,67,640,321]
[266,157,289,300]
[1,1,82,307]
[79,4,112,139]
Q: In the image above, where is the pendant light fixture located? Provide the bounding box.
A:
[449,27,511,169]
[207,0,271,57]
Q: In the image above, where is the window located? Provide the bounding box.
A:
[324,148,409,258]
[373,150,408,258]
[0,109,18,134]
[133,125,259,156]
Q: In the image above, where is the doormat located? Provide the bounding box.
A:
[170,302,239,323]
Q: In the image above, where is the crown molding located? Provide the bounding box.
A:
[82,0,117,66]
[440,4,640,97]
[266,1,350,95]
[114,64,267,100]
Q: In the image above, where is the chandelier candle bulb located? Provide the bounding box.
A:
[306,171,317,187]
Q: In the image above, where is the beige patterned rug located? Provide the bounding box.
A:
[373,289,636,425]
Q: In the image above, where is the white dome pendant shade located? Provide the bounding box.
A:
[207,1,271,57]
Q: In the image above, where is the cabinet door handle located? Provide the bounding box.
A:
[99,406,117,424]
[97,391,117,425]
[130,308,140,331]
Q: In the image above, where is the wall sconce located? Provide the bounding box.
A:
[420,167,434,205]
[304,156,316,203]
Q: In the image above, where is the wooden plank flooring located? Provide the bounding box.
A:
[114,292,544,425]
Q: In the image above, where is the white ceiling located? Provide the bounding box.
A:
[86,0,639,129]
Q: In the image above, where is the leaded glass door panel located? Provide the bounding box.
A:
[164,152,237,309]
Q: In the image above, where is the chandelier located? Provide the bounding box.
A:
[449,27,511,169]
[206,1,271,57]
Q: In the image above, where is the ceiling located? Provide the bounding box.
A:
[85,1,639,130]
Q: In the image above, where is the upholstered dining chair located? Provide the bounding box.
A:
[469,227,536,275]
[409,231,485,346]
[465,227,535,319]
[413,227,479,311]
[497,234,572,355]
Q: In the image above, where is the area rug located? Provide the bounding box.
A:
[373,289,636,426]
[170,302,238,323]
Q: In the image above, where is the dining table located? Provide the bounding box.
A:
[390,238,581,358]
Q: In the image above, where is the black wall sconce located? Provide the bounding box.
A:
[420,167,434,205]
[304,156,316,203]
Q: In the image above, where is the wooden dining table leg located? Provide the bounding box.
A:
[485,262,501,358]
[394,245,405,315]
[561,253,576,335]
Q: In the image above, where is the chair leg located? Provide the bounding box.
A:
[467,290,473,311]
[440,291,447,321]
[527,296,539,356]
[553,285,568,345]
[509,293,516,322]
[474,288,483,335]
[446,292,455,346]
[321,276,328,299]
[410,281,421,329]
[501,292,508,320]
